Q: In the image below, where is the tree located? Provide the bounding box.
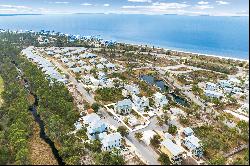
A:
[168,125,178,135]
[158,153,171,165]
[85,140,102,153]
[150,135,162,149]
[117,126,129,137]
[94,149,125,165]
[134,132,143,142]
[91,103,100,113]
[208,156,226,165]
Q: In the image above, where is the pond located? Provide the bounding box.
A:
[170,92,190,107]
[140,75,189,107]
[140,75,169,92]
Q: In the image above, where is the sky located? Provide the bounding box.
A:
[0,0,249,16]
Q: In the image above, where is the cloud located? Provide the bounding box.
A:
[128,0,152,2]
[195,5,214,10]
[81,3,92,6]
[0,4,30,9]
[198,1,209,5]
[54,1,69,4]
[103,4,110,7]
[216,1,229,5]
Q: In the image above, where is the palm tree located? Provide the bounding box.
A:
[134,132,143,142]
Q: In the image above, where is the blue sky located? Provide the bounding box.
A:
[0,0,248,16]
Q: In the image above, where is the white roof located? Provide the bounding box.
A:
[161,139,184,156]
[204,90,223,97]
[185,135,201,149]
[206,82,217,87]
[183,127,194,135]
[101,132,122,146]
[83,113,100,124]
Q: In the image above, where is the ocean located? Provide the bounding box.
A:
[0,14,249,59]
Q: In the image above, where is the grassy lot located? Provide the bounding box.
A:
[29,123,58,165]
[0,76,4,106]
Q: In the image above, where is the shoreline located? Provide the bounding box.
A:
[116,39,249,62]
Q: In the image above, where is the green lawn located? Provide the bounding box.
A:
[0,76,4,106]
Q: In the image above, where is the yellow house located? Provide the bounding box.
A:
[160,138,185,165]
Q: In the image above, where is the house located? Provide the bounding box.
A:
[183,127,194,137]
[204,90,223,99]
[154,92,168,108]
[132,94,149,111]
[89,59,97,65]
[219,80,232,88]
[163,133,174,141]
[96,64,105,70]
[87,120,108,140]
[106,63,116,70]
[183,135,203,158]
[228,77,241,86]
[128,115,140,127]
[82,53,97,58]
[232,87,242,94]
[124,84,140,95]
[99,132,122,151]
[83,113,101,125]
[115,99,133,115]
[61,57,69,63]
[161,139,185,165]
[98,72,107,82]
[206,82,217,91]
[142,130,156,145]
[99,58,108,64]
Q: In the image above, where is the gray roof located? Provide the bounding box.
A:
[161,139,184,156]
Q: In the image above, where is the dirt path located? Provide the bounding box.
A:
[29,123,58,165]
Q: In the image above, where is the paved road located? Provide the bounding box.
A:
[127,132,160,165]
[52,60,95,104]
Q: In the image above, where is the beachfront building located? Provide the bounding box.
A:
[99,132,122,151]
[115,99,133,115]
[154,92,168,108]
[204,90,224,99]
[160,139,185,165]
[132,94,149,112]
[183,135,203,158]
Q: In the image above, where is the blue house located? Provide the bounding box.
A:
[115,99,133,115]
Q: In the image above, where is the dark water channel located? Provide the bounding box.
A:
[140,75,190,107]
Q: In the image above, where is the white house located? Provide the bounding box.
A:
[183,127,194,137]
[87,119,108,140]
[106,63,116,70]
[219,80,232,88]
[115,99,133,115]
[183,135,203,158]
[124,84,140,95]
[229,77,241,86]
[96,64,105,70]
[132,94,149,112]
[154,92,168,108]
[83,113,101,125]
[206,82,217,91]
[204,90,223,99]
[100,132,122,151]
